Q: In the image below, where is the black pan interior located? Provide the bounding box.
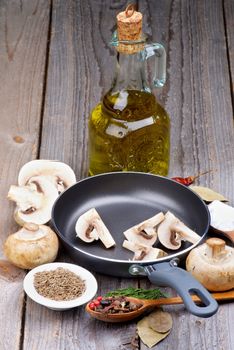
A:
[52,172,210,261]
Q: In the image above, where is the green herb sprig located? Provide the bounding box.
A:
[105,287,167,300]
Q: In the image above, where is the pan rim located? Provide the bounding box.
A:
[51,172,210,265]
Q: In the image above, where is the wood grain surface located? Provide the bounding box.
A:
[140,2,234,349]
[0,1,51,349]
[224,0,234,96]
[141,0,234,202]
[0,0,233,349]
[23,1,139,349]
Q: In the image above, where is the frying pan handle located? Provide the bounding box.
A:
[146,261,218,318]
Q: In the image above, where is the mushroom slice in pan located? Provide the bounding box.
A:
[123,240,167,261]
[75,208,116,249]
[123,212,165,246]
[8,176,58,225]
[18,159,76,193]
[157,211,201,250]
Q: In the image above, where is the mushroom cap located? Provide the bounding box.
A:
[9,176,59,225]
[18,159,76,191]
[3,224,59,269]
[186,238,234,291]
[75,208,99,243]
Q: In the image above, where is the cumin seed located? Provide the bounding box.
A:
[33,267,86,301]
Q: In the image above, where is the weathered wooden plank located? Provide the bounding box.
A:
[0,0,51,349]
[140,0,234,203]
[23,1,138,349]
[39,0,135,178]
[224,0,234,97]
[139,1,234,349]
[21,2,234,350]
[24,278,138,350]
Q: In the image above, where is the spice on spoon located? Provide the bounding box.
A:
[88,288,167,313]
[89,295,142,313]
[34,267,86,301]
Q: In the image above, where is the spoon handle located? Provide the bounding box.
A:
[144,289,234,306]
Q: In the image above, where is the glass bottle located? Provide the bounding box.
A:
[88,6,170,176]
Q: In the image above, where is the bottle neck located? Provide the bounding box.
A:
[110,51,151,94]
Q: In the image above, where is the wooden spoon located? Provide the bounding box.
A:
[86,289,234,323]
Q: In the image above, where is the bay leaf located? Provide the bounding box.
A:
[189,186,228,202]
[147,309,173,333]
[137,317,170,348]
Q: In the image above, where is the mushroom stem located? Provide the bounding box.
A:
[172,221,201,244]
[157,211,201,250]
[123,240,141,253]
[24,223,40,232]
[206,238,227,258]
[8,184,42,211]
[122,240,167,261]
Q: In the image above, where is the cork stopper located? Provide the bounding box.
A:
[116,4,144,54]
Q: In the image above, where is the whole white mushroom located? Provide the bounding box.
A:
[4,223,59,269]
[186,237,234,291]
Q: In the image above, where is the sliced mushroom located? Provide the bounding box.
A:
[8,176,58,225]
[157,212,201,250]
[75,208,116,248]
[123,212,165,246]
[18,159,76,193]
[75,209,99,243]
[123,240,167,261]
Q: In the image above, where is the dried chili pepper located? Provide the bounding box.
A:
[171,171,211,186]
[88,296,142,314]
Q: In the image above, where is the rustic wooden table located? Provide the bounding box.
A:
[0,1,234,349]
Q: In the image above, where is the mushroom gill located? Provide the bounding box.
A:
[18,159,76,193]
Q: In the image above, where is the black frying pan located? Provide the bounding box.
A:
[52,172,218,317]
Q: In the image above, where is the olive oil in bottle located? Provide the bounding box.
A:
[88,4,170,176]
[89,89,170,175]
